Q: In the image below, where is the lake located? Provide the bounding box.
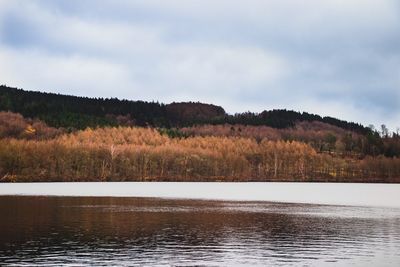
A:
[1,183,400,266]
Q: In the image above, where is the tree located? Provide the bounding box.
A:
[324,133,337,152]
[381,124,389,138]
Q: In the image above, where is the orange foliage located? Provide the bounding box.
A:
[1,126,399,182]
[180,121,364,154]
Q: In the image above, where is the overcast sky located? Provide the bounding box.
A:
[0,0,399,130]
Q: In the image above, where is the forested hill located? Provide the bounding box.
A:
[1,85,400,183]
[0,85,367,133]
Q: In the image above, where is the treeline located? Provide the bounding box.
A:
[213,110,368,134]
[0,85,168,129]
[1,127,399,183]
[0,85,369,133]
[181,122,400,158]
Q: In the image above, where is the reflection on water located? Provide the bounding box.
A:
[0,196,400,266]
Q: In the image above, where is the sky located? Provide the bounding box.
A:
[0,0,399,131]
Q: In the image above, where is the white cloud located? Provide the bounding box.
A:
[0,46,132,98]
[0,1,289,101]
[157,45,287,94]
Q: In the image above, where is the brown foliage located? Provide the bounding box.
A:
[180,121,364,154]
[166,102,226,123]
[0,111,61,140]
[1,126,399,182]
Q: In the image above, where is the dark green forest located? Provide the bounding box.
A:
[0,85,369,132]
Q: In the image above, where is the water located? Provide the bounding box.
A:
[1,182,400,207]
[1,196,400,266]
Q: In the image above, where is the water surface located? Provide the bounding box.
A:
[1,182,400,207]
[1,196,400,266]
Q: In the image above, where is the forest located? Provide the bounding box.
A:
[1,125,399,183]
[0,85,369,131]
[0,85,399,183]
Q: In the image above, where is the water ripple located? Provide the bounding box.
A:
[1,196,400,266]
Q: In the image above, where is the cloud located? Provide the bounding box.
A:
[0,0,399,130]
[0,45,132,97]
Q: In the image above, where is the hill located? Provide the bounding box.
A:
[0,85,368,133]
[1,85,400,183]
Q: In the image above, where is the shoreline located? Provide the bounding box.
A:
[1,182,400,208]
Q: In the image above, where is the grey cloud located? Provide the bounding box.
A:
[0,0,399,130]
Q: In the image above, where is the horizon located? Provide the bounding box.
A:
[0,1,399,131]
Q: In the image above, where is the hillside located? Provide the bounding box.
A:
[1,85,400,183]
[0,85,368,132]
